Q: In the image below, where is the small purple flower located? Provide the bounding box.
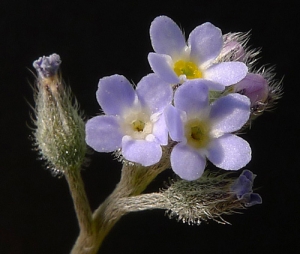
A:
[85,74,173,166]
[148,16,248,90]
[33,53,61,78]
[165,80,251,181]
[231,169,262,207]
[233,73,269,107]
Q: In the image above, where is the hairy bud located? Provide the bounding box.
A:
[32,54,86,175]
[162,170,261,225]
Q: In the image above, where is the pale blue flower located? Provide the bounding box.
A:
[148,16,248,89]
[165,80,251,180]
[231,169,262,207]
[85,74,173,166]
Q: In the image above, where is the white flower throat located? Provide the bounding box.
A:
[121,107,153,140]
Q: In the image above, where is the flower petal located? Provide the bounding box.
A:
[242,169,256,182]
[188,22,223,67]
[171,143,206,181]
[198,79,226,91]
[204,62,248,86]
[150,15,186,56]
[210,93,250,135]
[85,115,123,152]
[174,80,209,116]
[96,74,136,115]
[136,73,173,114]
[122,136,162,166]
[152,114,169,145]
[148,53,180,84]
[231,172,254,198]
[164,105,185,142]
[243,193,262,207]
[207,134,251,170]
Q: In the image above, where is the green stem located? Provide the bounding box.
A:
[65,169,93,235]
[70,149,171,254]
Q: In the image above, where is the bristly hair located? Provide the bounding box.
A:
[162,170,249,225]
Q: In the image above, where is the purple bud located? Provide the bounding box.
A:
[221,40,246,62]
[233,73,269,106]
[33,53,61,78]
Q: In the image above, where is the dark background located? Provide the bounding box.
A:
[1,0,299,253]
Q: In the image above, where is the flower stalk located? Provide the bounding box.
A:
[71,146,171,253]
[30,14,281,253]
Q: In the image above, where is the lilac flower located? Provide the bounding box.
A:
[85,74,173,166]
[231,169,262,207]
[148,16,248,90]
[165,80,251,181]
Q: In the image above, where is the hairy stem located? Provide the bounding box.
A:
[70,146,171,254]
[116,193,170,213]
[65,169,93,235]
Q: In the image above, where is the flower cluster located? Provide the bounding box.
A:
[86,15,281,181]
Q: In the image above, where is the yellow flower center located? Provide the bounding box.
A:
[174,60,203,79]
[132,119,145,132]
[121,109,153,140]
[185,119,210,149]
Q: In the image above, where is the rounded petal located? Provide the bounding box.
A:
[85,115,123,152]
[174,80,209,116]
[210,93,250,135]
[136,73,173,114]
[171,143,206,181]
[188,22,223,67]
[148,53,180,84]
[241,169,256,182]
[122,136,162,166]
[207,134,251,170]
[96,74,136,115]
[152,114,169,145]
[150,15,186,55]
[243,193,262,207]
[164,105,185,142]
[204,62,248,86]
[231,173,254,198]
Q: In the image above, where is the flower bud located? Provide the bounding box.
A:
[32,54,86,175]
[233,73,269,107]
[162,170,261,225]
[219,32,260,66]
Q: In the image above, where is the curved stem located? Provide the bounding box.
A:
[70,147,171,254]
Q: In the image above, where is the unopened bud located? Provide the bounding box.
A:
[162,170,261,225]
[219,32,260,66]
[32,54,86,175]
[234,73,269,107]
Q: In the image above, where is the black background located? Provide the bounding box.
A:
[1,0,299,253]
